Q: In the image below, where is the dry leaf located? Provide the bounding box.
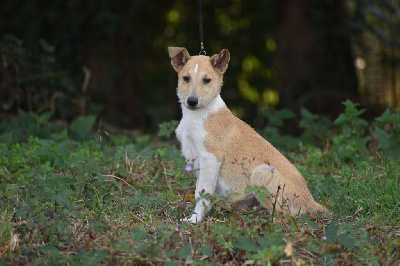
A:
[9,234,19,251]
[185,194,195,200]
[284,242,294,257]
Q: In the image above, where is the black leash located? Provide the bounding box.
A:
[197,0,206,55]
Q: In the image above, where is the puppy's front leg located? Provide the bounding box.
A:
[185,153,221,223]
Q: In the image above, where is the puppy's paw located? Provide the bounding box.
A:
[181,213,203,224]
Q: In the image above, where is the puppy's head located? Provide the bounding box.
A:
[168,47,230,110]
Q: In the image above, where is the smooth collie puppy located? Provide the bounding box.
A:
[168,47,328,223]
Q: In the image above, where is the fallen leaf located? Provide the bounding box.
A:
[284,242,294,257]
[185,194,195,200]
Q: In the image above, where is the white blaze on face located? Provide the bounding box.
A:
[194,63,199,75]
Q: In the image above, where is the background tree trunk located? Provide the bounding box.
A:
[276,0,359,117]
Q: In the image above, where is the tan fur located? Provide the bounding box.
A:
[177,56,222,108]
[169,47,328,222]
[204,107,327,214]
[169,47,229,110]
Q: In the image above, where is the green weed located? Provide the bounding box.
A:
[0,102,399,265]
[375,109,400,162]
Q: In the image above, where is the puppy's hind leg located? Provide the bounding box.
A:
[249,164,287,213]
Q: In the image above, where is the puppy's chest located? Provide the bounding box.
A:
[176,116,208,161]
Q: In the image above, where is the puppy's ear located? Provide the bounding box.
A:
[168,47,190,72]
[210,49,230,74]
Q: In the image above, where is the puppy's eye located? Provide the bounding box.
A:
[203,78,211,84]
[183,76,190,83]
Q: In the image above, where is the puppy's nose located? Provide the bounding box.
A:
[187,96,198,107]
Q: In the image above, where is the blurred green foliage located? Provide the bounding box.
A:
[375,109,400,162]
[0,35,78,119]
[0,0,277,129]
[0,0,399,130]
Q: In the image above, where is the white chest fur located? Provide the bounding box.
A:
[175,110,204,165]
[176,95,229,222]
[176,95,225,164]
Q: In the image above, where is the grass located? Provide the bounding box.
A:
[0,104,399,265]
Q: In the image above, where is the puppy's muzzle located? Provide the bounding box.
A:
[187,96,198,108]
